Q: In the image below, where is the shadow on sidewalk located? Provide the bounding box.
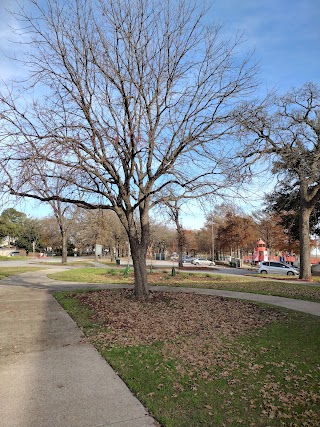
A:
[0,279,155,427]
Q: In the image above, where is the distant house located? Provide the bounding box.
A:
[0,235,25,256]
[0,236,10,247]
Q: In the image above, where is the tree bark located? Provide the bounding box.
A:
[126,208,150,299]
[129,237,149,299]
[177,223,184,268]
[299,202,312,280]
[61,228,68,264]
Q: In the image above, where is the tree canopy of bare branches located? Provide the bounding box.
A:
[0,0,258,297]
[235,82,320,280]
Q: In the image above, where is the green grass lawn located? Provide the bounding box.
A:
[0,255,26,261]
[48,267,320,302]
[54,289,320,427]
[252,272,320,283]
[32,261,97,267]
[0,266,45,279]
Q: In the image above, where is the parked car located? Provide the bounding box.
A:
[182,256,195,263]
[258,261,299,276]
[10,251,20,256]
[191,258,215,266]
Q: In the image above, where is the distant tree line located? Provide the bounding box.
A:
[1,195,311,261]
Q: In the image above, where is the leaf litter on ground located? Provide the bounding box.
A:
[70,289,320,426]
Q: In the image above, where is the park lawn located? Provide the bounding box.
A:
[48,267,133,284]
[254,273,320,284]
[0,256,26,261]
[54,288,320,427]
[32,261,97,267]
[0,266,45,279]
[48,267,320,302]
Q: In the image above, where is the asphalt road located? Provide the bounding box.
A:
[1,256,251,274]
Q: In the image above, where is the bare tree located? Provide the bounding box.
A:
[235,82,320,280]
[40,216,64,254]
[67,208,123,256]
[18,159,76,263]
[36,181,73,264]
[163,200,185,267]
[0,0,258,297]
[47,200,70,263]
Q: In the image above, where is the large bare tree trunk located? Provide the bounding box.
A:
[126,209,150,299]
[165,202,184,267]
[130,238,149,299]
[61,229,68,265]
[177,223,184,268]
[57,215,68,265]
[299,202,312,280]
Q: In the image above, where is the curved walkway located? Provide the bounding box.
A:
[1,267,319,427]
[154,285,320,316]
[0,268,157,427]
[3,267,320,316]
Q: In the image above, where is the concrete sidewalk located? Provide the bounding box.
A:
[0,284,157,427]
[151,286,320,317]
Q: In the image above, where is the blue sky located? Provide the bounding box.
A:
[1,1,318,91]
[210,0,320,93]
[0,0,319,227]
[184,0,320,228]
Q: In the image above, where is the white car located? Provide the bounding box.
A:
[182,256,195,263]
[258,261,299,276]
[191,258,215,266]
[10,251,20,256]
